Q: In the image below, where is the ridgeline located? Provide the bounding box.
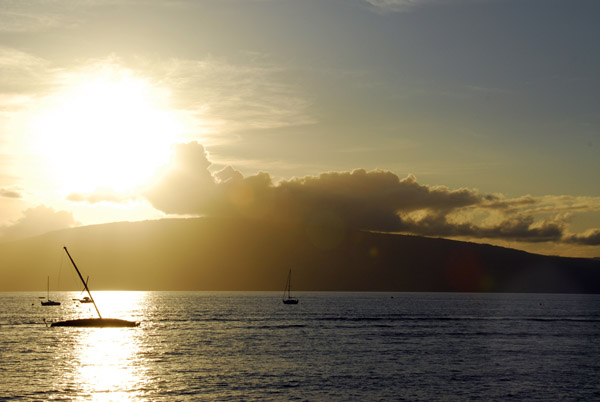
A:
[1,217,598,293]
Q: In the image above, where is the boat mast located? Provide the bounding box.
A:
[63,246,102,319]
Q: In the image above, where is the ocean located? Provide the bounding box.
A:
[1,291,599,401]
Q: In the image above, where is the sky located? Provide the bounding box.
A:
[0,0,599,258]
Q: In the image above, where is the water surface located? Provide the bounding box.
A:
[1,292,599,401]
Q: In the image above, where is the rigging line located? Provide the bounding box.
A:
[56,247,64,291]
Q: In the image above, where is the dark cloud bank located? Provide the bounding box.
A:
[146,142,599,247]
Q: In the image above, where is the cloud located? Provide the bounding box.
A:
[0,205,77,242]
[146,142,484,225]
[144,142,600,249]
[66,188,137,205]
[0,0,101,33]
[0,47,53,97]
[363,0,433,13]
[0,50,313,147]
[0,0,155,33]
[362,0,488,13]
[154,56,315,138]
[398,213,565,243]
[0,7,67,33]
[145,142,218,215]
[0,187,23,199]
[564,229,600,246]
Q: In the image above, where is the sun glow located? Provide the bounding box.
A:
[30,66,182,194]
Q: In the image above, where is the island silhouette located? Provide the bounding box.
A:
[1,217,598,293]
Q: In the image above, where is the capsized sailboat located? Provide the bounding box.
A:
[50,247,139,328]
[282,269,299,305]
[41,276,61,306]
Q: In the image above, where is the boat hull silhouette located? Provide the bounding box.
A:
[49,247,140,328]
[51,318,138,327]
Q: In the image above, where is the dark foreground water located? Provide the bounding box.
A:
[1,292,599,401]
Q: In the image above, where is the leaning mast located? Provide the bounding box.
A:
[63,246,102,319]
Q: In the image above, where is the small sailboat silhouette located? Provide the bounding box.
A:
[282,269,299,305]
[41,276,61,306]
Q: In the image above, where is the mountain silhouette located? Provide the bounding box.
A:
[1,217,598,293]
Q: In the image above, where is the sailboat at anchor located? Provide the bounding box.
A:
[282,269,299,305]
[49,247,139,327]
[41,276,61,306]
[72,276,93,303]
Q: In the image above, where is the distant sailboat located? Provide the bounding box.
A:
[50,247,139,328]
[41,276,61,306]
[73,276,93,303]
[282,269,299,305]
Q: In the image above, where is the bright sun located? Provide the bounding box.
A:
[31,66,181,194]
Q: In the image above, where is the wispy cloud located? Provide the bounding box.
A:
[0,1,83,33]
[0,51,314,143]
[363,0,490,13]
[363,0,428,12]
[155,56,315,139]
[0,0,161,33]
[0,47,54,97]
[66,189,137,205]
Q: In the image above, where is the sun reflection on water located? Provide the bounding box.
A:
[75,328,142,400]
[89,291,146,320]
[58,292,151,401]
